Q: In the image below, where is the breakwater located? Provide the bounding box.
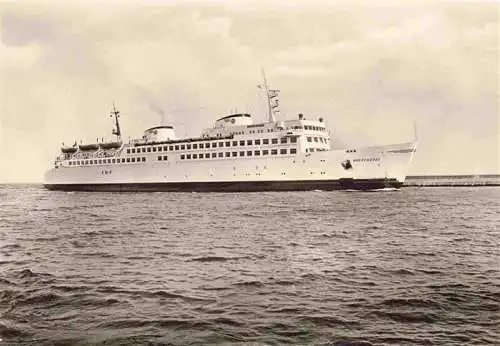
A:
[405,175,500,187]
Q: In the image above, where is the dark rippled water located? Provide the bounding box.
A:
[0,185,498,345]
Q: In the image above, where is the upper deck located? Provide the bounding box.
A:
[54,76,333,168]
[55,113,332,169]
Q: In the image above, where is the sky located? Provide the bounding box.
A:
[0,0,498,182]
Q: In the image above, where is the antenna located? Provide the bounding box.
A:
[110,102,122,142]
[260,68,280,123]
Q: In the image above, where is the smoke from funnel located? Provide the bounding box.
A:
[149,103,167,124]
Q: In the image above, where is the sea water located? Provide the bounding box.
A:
[0,185,498,345]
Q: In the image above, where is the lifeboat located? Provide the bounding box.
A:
[79,143,99,151]
[99,141,122,150]
[61,146,77,154]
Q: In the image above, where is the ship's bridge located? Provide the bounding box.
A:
[143,126,176,142]
[214,113,253,128]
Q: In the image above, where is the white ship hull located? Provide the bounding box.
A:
[44,142,416,192]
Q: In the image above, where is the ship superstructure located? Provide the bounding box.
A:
[44,77,416,192]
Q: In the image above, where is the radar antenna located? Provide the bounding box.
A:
[259,68,280,122]
[110,102,122,141]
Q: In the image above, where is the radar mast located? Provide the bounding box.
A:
[110,102,122,141]
[260,69,280,123]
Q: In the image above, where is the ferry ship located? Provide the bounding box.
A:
[44,77,417,192]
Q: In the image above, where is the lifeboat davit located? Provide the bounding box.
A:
[99,141,122,150]
[79,143,99,151]
[61,147,77,154]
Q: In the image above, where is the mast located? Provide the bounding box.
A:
[260,68,280,123]
[110,102,122,141]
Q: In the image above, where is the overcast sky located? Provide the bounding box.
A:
[0,0,498,182]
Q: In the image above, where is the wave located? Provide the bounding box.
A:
[0,244,21,250]
[379,297,442,309]
[96,318,211,330]
[332,340,373,346]
[48,284,89,293]
[14,269,54,282]
[391,268,415,275]
[233,280,264,288]
[0,322,31,339]
[372,310,438,323]
[189,256,246,263]
[299,315,359,327]
[95,286,215,303]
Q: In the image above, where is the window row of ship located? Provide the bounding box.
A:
[177,148,298,160]
[67,147,306,166]
[126,136,328,155]
[66,151,379,167]
[230,124,328,135]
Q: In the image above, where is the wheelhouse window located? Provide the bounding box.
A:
[247,151,253,156]
[307,137,312,142]
[219,152,224,158]
[218,142,224,147]
[254,150,260,156]
[193,144,198,149]
[239,151,245,157]
[205,153,210,158]
[200,143,204,149]
[280,149,287,155]
[271,149,278,155]
[164,146,168,151]
[127,149,130,154]
[142,157,146,162]
[247,140,252,145]
[290,148,297,154]
[225,152,230,157]
[290,137,297,143]
[232,141,238,146]
[187,154,191,159]
[225,141,230,147]
[126,158,130,162]
[211,142,217,148]
[232,152,237,157]
[193,154,198,159]
[280,138,287,144]
[147,147,152,152]
[152,147,157,152]
[175,145,179,150]
[255,139,261,145]
[212,153,217,158]
[180,154,185,160]
[263,150,269,155]
[169,145,174,151]
[158,156,162,161]
[181,145,185,150]
[314,137,318,142]
[271,138,278,144]
[239,140,245,146]
[263,139,269,145]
